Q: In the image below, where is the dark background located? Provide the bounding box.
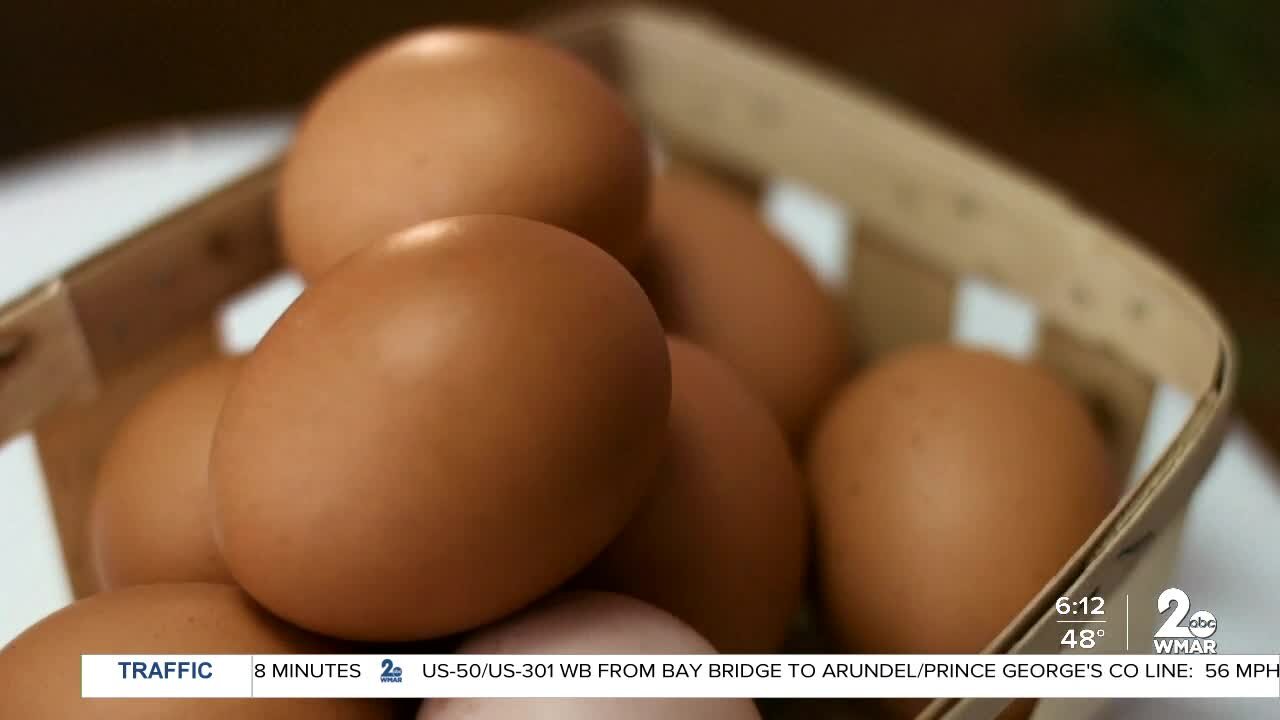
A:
[3,0,1276,449]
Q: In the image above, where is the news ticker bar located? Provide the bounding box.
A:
[82,654,1280,699]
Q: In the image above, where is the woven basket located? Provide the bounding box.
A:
[0,5,1234,719]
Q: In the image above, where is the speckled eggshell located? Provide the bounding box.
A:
[211,216,671,643]
[277,27,651,279]
[808,343,1117,718]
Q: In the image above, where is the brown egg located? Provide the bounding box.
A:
[808,344,1118,718]
[277,26,651,279]
[585,337,808,653]
[89,355,241,590]
[640,166,849,438]
[0,583,392,719]
[421,591,761,720]
[211,215,671,642]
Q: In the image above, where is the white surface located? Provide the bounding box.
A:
[951,277,1040,360]
[216,271,304,355]
[0,434,70,643]
[762,178,852,292]
[1,120,1277,718]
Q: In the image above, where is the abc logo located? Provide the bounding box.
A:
[1186,610,1217,639]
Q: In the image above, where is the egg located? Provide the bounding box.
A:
[277,26,651,279]
[584,337,808,653]
[808,343,1117,718]
[0,583,391,719]
[211,215,671,642]
[88,355,241,590]
[420,591,760,720]
[640,165,849,438]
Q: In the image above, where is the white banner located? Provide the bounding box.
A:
[82,654,1280,699]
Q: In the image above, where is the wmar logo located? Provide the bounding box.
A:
[380,659,404,683]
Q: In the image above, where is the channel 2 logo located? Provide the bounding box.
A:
[381,659,404,684]
[1153,588,1218,654]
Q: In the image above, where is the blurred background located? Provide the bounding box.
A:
[2,0,1276,449]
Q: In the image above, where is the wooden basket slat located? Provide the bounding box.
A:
[0,282,98,442]
[606,8,1224,397]
[33,324,220,598]
[848,228,955,363]
[1036,324,1156,480]
[63,166,277,379]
